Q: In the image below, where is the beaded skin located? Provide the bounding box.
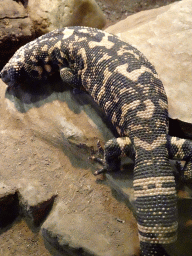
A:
[1,27,192,256]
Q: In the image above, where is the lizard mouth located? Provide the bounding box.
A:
[0,69,11,85]
[0,68,19,88]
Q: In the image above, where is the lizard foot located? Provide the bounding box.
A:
[89,140,108,175]
[94,167,108,176]
[89,155,105,165]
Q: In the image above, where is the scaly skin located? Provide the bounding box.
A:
[1,27,192,256]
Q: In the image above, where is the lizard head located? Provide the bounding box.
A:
[0,59,26,88]
[0,42,41,88]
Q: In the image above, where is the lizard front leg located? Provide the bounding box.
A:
[94,137,134,175]
[60,67,81,90]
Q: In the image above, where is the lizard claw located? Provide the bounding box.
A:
[89,140,107,175]
[97,140,104,155]
[94,167,108,176]
[89,155,105,165]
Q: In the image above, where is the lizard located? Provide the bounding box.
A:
[1,26,192,256]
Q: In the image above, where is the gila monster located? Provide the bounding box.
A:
[1,26,192,256]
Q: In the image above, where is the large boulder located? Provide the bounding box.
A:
[0,78,140,255]
[97,0,179,27]
[27,0,106,35]
[106,0,192,128]
[0,0,34,69]
[0,0,106,69]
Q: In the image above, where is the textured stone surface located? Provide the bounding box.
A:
[97,0,179,27]
[106,0,192,125]
[0,0,34,69]
[0,0,106,69]
[28,0,106,35]
[0,78,139,255]
[15,179,57,226]
[0,179,57,228]
[42,205,113,256]
[42,200,139,256]
[106,169,135,213]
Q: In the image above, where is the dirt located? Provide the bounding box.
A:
[0,219,50,256]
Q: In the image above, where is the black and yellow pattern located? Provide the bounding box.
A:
[1,26,192,256]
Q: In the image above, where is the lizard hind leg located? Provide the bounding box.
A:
[183,162,192,182]
[94,137,134,175]
[168,135,192,183]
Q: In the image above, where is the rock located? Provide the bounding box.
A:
[28,0,106,35]
[0,178,57,229]
[0,0,106,69]
[42,200,140,256]
[0,0,34,69]
[97,0,178,27]
[14,179,57,227]
[0,78,139,256]
[3,79,114,152]
[0,182,19,228]
[106,170,136,213]
[42,204,112,256]
[106,0,192,127]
